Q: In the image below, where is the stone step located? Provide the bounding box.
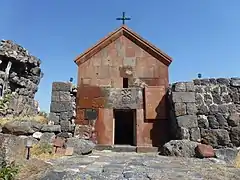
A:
[95,144,137,152]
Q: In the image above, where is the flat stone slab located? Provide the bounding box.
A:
[39,151,240,180]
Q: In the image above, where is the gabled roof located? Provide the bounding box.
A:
[74,25,173,66]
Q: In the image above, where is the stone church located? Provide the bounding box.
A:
[74,25,172,152]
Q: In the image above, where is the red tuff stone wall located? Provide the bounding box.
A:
[76,35,170,147]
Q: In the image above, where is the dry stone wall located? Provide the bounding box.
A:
[170,78,240,148]
[0,40,43,117]
[49,82,77,136]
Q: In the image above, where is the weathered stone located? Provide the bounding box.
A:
[197,115,209,128]
[193,79,201,85]
[230,126,240,146]
[220,86,228,94]
[228,113,240,127]
[231,92,239,103]
[48,112,60,125]
[57,132,71,138]
[228,104,237,113]
[50,102,73,112]
[195,93,204,105]
[222,94,232,103]
[60,121,71,132]
[65,138,95,155]
[185,82,195,92]
[218,104,228,114]
[172,92,195,103]
[186,103,197,115]
[52,82,72,92]
[195,144,215,158]
[59,91,71,102]
[189,127,201,141]
[174,103,186,116]
[217,78,230,85]
[177,127,190,139]
[51,91,60,102]
[176,115,198,128]
[173,82,186,92]
[207,115,219,129]
[230,78,240,87]
[32,132,43,139]
[209,78,217,84]
[161,140,199,157]
[209,104,218,115]
[200,79,210,85]
[195,86,204,93]
[39,132,55,144]
[204,94,213,105]
[212,93,222,104]
[2,121,42,135]
[197,105,209,115]
[0,134,26,168]
[215,113,228,128]
[41,125,61,133]
[201,129,230,147]
[215,148,239,165]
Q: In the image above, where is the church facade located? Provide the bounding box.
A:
[74,25,172,152]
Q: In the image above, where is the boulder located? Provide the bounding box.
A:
[215,148,239,165]
[33,132,43,139]
[161,140,199,157]
[65,138,95,155]
[41,125,61,133]
[195,144,215,158]
[0,133,26,168]
[39,132,55,144]
[2,120,42,135]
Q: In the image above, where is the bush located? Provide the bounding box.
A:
[0,163,19,180]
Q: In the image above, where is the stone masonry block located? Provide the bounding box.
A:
[52,82,72,92]
[173,82,186,92]
[189,127,201,141]
[48,112,60,125]
[176,115,198,128]
[174,103,186,117]
[50,102,73,112]
[185,82,195,92]
[60,112,70,121]
[59,91,71,102]
[51,91,60,102]
[172,92,195,103]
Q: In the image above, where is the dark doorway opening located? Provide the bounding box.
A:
[123,78,128,88]
[114,109,136,145]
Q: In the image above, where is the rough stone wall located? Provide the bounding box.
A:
[49,82,76,135]
[0,40,43,117]
[170,78,240,148]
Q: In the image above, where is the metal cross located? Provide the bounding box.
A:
[116,12,131,25]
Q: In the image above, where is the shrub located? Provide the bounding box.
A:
[0,163,19,180]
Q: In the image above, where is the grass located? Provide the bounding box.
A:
[31,143,63,161]
[0,115,48,126]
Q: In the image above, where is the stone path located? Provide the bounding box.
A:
[40,150,240,180]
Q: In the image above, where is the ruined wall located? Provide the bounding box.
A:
[49,82,76,135]
[0,40,43,117]
[170,78,240,148]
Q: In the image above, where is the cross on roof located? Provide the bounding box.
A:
[116,12,131,25]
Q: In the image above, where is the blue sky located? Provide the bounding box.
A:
[1,0,240,112]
